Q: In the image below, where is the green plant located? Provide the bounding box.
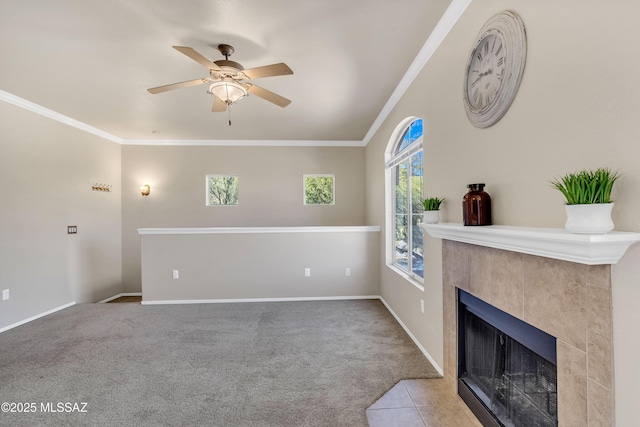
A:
[551,168,620,205]
[423,197,445,211]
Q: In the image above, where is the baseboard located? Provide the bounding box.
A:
[0,301,76,334]
[99,292,142,303]
[141,295,381,305]
[379,296,444,376]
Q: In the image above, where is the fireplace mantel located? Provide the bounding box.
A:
[419,222,640,265]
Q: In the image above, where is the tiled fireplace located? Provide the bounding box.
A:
[442,240,613,426]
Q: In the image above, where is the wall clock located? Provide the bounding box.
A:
[463,11,527,128]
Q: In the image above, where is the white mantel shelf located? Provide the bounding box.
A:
[419,223,640,265]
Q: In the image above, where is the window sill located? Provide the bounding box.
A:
[387,264,425,292]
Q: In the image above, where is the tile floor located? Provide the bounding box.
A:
[366,378,482,427]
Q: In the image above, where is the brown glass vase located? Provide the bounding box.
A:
[463,183,492,226]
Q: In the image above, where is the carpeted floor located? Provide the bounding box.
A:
[0,300,439,426]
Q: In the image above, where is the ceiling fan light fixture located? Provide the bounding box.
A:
[208,81,247,104]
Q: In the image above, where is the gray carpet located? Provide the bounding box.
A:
[0,300,439,426]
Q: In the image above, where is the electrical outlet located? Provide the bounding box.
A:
[345,267,351,277]
[304,268,311,277]
[420,299,424,313]
[2,289,9,301]
[172,270,179,279]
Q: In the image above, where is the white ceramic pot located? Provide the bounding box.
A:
[423,210,441,224]
[564,203,614,234]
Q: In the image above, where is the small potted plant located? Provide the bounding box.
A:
[423,197,445,224]
[551,168,620,233]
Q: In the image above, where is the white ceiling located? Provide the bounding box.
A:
[0,0,454,143]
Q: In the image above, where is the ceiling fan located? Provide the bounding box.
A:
[148,44,293,115]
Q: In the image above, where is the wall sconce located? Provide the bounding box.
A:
[140,184,151,196]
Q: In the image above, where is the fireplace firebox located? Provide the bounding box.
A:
[458,290,558,427]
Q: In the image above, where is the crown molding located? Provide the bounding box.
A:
[0,89,122,144]
[1,0,471,148]
[0,90,363,147]
[361,0,472,145]
[121,139,365,147]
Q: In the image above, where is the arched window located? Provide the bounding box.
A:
[385,118,424,281]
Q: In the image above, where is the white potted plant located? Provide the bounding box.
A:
[551,168,620,234]
[423,197,445,224]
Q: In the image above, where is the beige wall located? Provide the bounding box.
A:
[364,1,640,423]
[140,228,379,302]
[122,145,366,291]
[0,101,122,330]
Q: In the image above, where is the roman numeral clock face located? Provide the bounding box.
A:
[463,11,527,128]
[466,34,504,110]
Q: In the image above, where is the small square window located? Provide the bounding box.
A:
[206,175,238,206]
[304,174,335,205]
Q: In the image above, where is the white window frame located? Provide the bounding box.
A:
[205,174,239,206]
[303,174,335,206]
[384,117,424,289]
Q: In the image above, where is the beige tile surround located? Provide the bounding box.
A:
[443,240,614,427]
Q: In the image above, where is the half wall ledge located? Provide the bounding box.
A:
[419,222,640,265]
[138,226,380,235]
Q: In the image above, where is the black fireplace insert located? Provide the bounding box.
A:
[458,290,558,427]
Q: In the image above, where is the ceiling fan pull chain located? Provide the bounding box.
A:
[225,84,232,126]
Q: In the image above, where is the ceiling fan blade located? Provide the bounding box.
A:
[246,84,291,108]
[245,83,291,108]
[147,77,212,94]
[241,63,293,79]
[212,96,227,112]
[173,46,221,71]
